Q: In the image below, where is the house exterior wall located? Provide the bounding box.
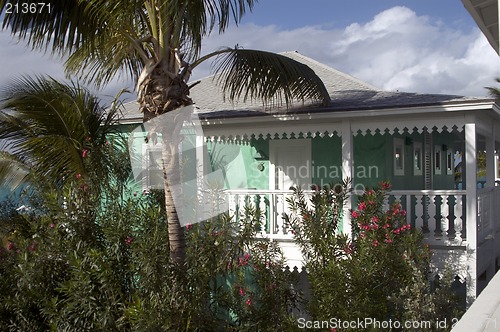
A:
[204,131,461,193]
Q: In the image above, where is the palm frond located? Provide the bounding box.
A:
[0,76,124,189]
[0,0,103,55]
[486,77,500,99]
[211,48,331,107]
[65,31,145,88]
[173,0,256,61]
[0,151,31,191]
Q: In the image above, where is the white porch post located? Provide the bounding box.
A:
[342,120,354,236]
[465,121,478,304]
[195,124,206,214]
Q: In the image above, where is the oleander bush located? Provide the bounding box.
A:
[0,181,298,331]
[285,181,463,331]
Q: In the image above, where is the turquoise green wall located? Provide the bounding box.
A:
[311,136,342,187]
[207,138,269,190]
[430,131,457,190]
[353,134,387,190]
[120,125,460,193]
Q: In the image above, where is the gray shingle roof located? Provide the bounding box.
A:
[119,51,491,122]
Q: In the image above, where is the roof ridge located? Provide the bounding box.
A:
[279,51,380,91]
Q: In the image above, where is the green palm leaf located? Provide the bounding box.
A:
[486,77,500,99]
[0,0,102,54]
[0,76,126,190]
[211,48,331,107]
[0,151,31,191]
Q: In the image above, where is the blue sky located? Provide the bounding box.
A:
[243,0,474,30]
[0,1,498,105]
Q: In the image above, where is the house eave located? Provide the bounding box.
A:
[462,0,499,55]
[200,100,497,126]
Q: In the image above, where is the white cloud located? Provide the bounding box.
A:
[197,6,500,97]
[0,6,498,101]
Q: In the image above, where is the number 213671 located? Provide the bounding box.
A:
[5,2,51,14]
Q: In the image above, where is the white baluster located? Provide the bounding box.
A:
[228,193,236,219]
[440,195,449,240]
[427,195,436,238]
[405,194,412,225]
[394,194,402,208]
[238,194,246,222]
[415,195,424,233]
[259,195,267,235]
[276,192,285,235]
[383,195,390,211]
[454,195,464,242]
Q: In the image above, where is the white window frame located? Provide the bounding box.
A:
[446,149,454,175]
[434,145,442,175]
[142,142,164,191]
[393,138,405,176]
[413,142,423,176]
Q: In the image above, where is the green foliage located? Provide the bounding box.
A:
[286,181,463,331]
[0,167,297,331]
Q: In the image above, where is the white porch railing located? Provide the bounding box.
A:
[477,186,500,243]
[226,189,468,245]
[388,190,466,245]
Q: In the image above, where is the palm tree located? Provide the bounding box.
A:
[0,76,126,195]
[486,77,500,99]
[0,0,331,265]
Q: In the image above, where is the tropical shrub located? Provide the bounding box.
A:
[285,181,463,331]
[0,182,298,331]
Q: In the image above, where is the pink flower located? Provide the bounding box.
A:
[133,192,137,197]
[351,211,359,218]
[125,236,133,245]
[239,287,245,296]
[381,182,391,190]
[185,224,193,230]
[372,240,379,247]
[28,241,37,252]
[372,216,379,223]
[368,200,374,205]
[7,242,14,251]
[358,202,366,211]
[49,223,55,229]
[245,297,252,306]
[81,149,89,158]
[75,173,82,179]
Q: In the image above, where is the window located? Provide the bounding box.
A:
[446,149,454,175]
[142,143,164,191]
[413,142,422,176]
[393,138,404,176]
[434,145,442,175]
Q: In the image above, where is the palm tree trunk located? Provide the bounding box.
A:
[138,54,194,266]
[161,134,186,266]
